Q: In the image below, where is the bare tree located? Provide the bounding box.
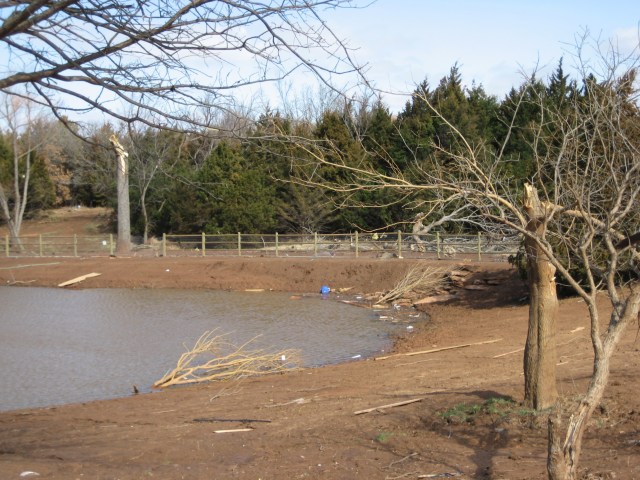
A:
[293,40,640,479]
[0,93,41,248]
[0,0,364,131]
[1,0,365,252]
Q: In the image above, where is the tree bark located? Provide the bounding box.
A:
[109,135,131,254]
[523,183,559,410]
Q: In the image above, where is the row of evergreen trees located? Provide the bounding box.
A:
[0,61,600,237]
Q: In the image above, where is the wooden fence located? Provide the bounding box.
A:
[4,231,520,261]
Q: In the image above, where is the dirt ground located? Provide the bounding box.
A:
[0,209,639,479]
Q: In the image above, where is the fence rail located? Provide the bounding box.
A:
[4,231,521,261]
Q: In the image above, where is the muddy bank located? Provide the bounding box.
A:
[0,257,638,479]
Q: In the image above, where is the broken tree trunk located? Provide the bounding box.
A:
[109,135,131,254]
[522,183,559,410]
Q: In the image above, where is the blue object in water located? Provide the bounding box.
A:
[320,285,331,295]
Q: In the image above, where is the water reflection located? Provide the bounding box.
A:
[0,287,395,411]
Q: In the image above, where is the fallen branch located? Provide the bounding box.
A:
[58,272,101,287]
[374,338,502,361]
[194,418,271,423]
[154,330,300,388]
[492,347,524,359]
[354,397,424,415]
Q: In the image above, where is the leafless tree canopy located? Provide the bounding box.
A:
[0,0,364,130]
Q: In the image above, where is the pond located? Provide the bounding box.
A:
[0,287,399,412]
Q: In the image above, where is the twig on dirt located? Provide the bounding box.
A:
[375,339,502,361]
[354,397,424,415]
[264,397,310,408]
[417,473,462,479]
[386,452,419,469]
[209,381,244,402]
[492,347,524,358]
[193,418,271,423]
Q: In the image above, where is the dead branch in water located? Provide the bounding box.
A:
[154,331,300,388]
[378,263,449,304]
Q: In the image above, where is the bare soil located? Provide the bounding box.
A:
[1,209,639,479]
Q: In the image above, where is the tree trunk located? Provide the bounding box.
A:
[109,135,131,254]
[547,289,640,480]
[523,183,559,410]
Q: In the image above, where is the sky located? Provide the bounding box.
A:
[322,0,640,113]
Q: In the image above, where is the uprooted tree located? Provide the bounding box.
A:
[291,39,640,479]
[0,0,366,251]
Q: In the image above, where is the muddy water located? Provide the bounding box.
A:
[0,287,396,412]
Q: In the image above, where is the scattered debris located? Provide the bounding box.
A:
[58,272,101,287]
[378,263,449,304]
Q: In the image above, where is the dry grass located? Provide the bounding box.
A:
[154,330,300,388]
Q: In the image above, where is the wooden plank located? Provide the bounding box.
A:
[374,338,502,361]
[58,272,101,287]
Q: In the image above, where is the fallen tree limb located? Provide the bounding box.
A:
[374,338,502,361]
[354,397,424,415]
[154,330,300,388]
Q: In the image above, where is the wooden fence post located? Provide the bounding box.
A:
[162,233,166,257]
[238,232,242,257]
[110,234,114,256]
[74,234,78,257]
[397,230,402,258]
[314,232,318,257]
[4,234,8,257]
[477,232,482,261]
[355,231,359,258]
[39,234,43,257]
[202,232,206,257]
[436,232,441,259]
[275,232,279,257]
